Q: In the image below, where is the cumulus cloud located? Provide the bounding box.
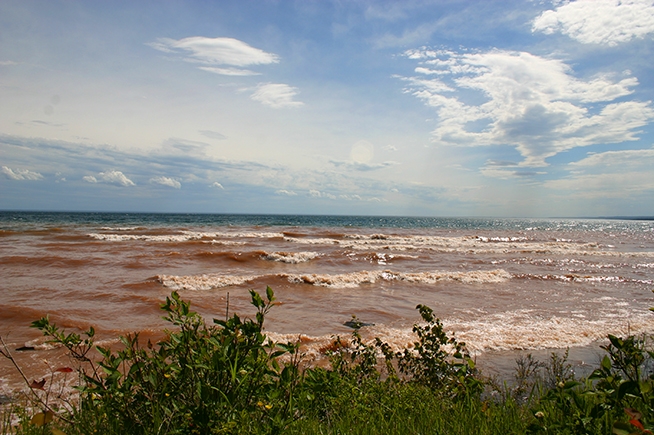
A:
[2,166,43,180]
[211,182,225,189]
[149,36,279,71]
[84,171,135,187]
[307,190,337,199]
[150,176,181,189]
[533,0,654,46]
[401,48,654,167]
[250,83,304,108]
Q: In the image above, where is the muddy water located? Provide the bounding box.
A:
[1,212,653,393]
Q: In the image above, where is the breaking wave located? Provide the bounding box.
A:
[155,269,512,291]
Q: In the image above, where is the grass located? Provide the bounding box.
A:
[2,287,654,435]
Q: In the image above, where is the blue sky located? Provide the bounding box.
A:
[1,0,654,217]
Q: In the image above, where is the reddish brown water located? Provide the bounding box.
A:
[1,213,653,394]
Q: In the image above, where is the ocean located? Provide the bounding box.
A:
[1,211,653,390]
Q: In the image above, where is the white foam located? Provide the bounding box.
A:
[261,251,321,264]
[88,230,285,243]
[282,269,512,288]
[284,233,654,257]
[443,309,654,353]
[264,309,654,358]
[89,233,194,242]
[181,230,285,239]
[156,274,257,290]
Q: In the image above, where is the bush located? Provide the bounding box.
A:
[30,287,301,435]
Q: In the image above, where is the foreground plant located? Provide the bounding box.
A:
[3,287,654,435]
[30,287,301,435]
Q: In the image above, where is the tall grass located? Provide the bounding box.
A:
[2,287,653,434]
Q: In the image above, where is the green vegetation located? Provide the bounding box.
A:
[2,287,654,434]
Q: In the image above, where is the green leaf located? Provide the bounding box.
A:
[250,290,264,309]
[601,355,612,372]
[266,286,275,303]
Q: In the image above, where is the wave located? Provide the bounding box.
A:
[0,255,95,268]
[85,229,654,259]
[87,230,285,243]
[155,274,257,290]
[282,269,512,288]
[266,308,654,357]
[261,251,321,264]
[515,273,654,285]
[155,268,512,291]
[285,234,654,257]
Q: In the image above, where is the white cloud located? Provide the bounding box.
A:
[330,159,398,171]
[83,175,98,183]
[150,176,181,189]
[198,66,261,76]
[569,146,654,167]
[401,48,654,167]
[250,83,304,108]
[149,36,279,66]
[149,36,279,76]
[545,147,654,196]
[211,182,225,189]
[2,166,43,180]
[91,170,136,187]
[533,0,654,46]
[276,189,297,196]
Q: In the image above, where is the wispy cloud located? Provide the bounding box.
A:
[544,147,654,197]
[533,0,654,46]
[250,83,304,108]
[330,159,398,171]
[400,48,654,167]
[148,36,279,73]
[198,66,261,76]
[198,131,227,141]
[2,166,43,180]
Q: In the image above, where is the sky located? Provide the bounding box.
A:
[1,0,654,217]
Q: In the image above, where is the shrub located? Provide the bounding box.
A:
[31,287,301,435]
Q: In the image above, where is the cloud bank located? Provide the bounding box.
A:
[401,48,654,167]
[533,0,654,46]
[2,166,43,181]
